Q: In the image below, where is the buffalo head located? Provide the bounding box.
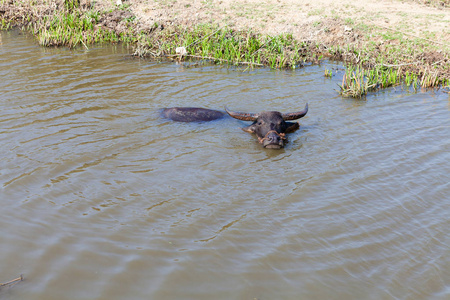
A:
[225,103,308,149]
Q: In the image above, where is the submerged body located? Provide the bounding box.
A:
[161,107,224,122]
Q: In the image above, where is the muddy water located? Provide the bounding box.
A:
[1,30,449,300]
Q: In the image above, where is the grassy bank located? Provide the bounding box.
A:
[133,24,326,69]
[1,0,140,46]
[1,0,449,97]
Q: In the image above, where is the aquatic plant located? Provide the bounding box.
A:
[338,65,370,98]
[337,62,448,98]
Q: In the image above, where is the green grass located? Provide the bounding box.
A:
[30,6,139,48]
[64,0,81,11]
[134,24,315,69]
[1,18,12,30]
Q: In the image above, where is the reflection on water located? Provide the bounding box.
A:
[1,30,449,300]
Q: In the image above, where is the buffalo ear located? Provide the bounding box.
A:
[285,122,300,133]
[242,124,256,133]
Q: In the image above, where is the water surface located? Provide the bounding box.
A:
[1,30,449,300]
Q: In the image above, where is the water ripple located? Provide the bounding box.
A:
[1,30,449,300]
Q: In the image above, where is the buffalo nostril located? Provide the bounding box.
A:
[268,134,280,143]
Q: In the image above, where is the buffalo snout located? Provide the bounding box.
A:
[259,130,286,149]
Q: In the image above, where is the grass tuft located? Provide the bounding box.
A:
[338,66,370,98]
[338,63,446,98]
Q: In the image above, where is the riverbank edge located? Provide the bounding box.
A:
[1,0,449,97]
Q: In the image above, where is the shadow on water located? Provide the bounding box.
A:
[1,30,450,300]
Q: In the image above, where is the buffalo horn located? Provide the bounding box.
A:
[282,103,308,120]
[225,107,258,121]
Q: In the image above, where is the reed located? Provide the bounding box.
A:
[0,275,23,289]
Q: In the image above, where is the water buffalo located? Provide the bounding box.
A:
[225,103,308,149]
[161,103,308,149]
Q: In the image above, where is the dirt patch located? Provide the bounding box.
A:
[98,9,134,34]
[129,0,450,45]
